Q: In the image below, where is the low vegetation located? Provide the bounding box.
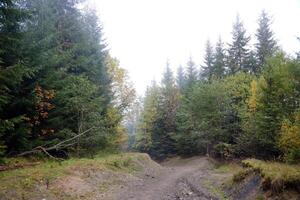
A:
[242,158,300,192]
[0,152,150,199]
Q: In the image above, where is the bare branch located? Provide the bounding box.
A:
[18,127,97,158]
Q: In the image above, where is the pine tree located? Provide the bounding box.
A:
[213,37,226,78]
[227,15,251,74]
[255,10,277,73]
[201,40,215,80]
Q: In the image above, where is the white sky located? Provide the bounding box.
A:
[89,0,300,95]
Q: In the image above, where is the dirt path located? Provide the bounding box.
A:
[112,157,223,200]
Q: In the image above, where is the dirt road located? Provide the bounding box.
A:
[112,157,226,200]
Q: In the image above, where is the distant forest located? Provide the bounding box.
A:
[129,12,300,163]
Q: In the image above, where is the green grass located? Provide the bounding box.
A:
[214,162,242,174]
[203,179,229,200]
[0,152,148,199]
[242,158,300,192]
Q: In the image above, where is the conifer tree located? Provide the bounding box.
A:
[176,65,185,92]
[227,15,251,74]
[201,40,215,80]
[0,0,31,153]
[255,10,277,73]
[185,56,198,89]
[135,81,159,153]
[213,37,226,78]
[152,63,179,158]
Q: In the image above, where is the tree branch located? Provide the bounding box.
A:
[18,126,97,158]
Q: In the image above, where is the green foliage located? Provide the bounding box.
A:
[0,0,127,159]
[213,38,226,79]
[255,10,278,73]
[278,112,300,163]
[202,39,215,80]
[227,15,251,74]
[132,11,300,163]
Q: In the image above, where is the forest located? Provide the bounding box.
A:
[131,13,300,163]
[1,0,300,199]
[1,0,300,164]
[0,0,135,160]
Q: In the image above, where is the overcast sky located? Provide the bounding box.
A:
[89,0,300,95]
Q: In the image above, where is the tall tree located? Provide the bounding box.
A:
[152,63,179,158]
[213,37,226,78]
[227,15,251,74]
[255,10,277,74]
[201,40,215,80]
[185,56,198,89]
[297,37,300,60]
[135,81,160,153]
[0,0,31,153]
[176,65,185,92]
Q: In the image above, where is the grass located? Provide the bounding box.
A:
[214,162,242,174]
[0,152,149,199]
[203,179,229,200]
[242,158,300,192]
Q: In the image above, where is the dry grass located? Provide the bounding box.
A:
[0,152,150,199]
[242,158,300,192]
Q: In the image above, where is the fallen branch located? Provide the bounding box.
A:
[18,126,96,158]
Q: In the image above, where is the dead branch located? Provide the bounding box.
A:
[18,126,96,158]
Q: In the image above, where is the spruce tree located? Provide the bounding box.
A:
[255,10,277,73]
[201,40,215,80]
[152,63,179,158]
[0,0,31,153]
[297,37,300,60]
[186,56,198,89]
[21,0,113,155]
[176,65,185,92]
[227,15,251,74]
[213,37,226,78]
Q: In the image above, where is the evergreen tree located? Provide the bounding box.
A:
[255,10,277,73]
[213,37,226,78]
[0,0,31,153]
[176,65,185,92]
[152,63,179,158]
[227,15,251,74]
[185,56,198,89]
[297,37,300,60]
[201,40,215,80]
[135,81,159,153]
